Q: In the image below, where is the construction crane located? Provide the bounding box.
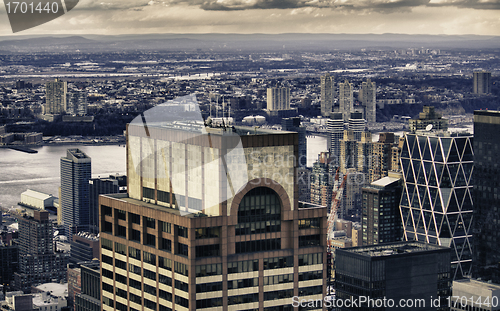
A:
[327,172,347,245]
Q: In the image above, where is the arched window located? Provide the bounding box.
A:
[236,187,281,235]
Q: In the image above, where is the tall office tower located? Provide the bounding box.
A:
[391,136,405,173]
[360,78,376,123]
[327,112,344,163]
[348,112,365,141]
[473,110,500,283]
[45,78,67,114]
[400,132,474,279]
[297,167,311,203]
[362,174,403,246]
[67,90,88,116]
[89,174,126,233]
[321,73,334,117]
[369,132,397,183]
[0,242,18,289]
[61,149,91,241]
[357,132,372,177]
[310,152,334,210]
[338,79,353,121]
[473,70,492,94]
[14,211,68,293]
[340,130,358,174]
[335,241,451,311]
[266,85,290,111]
[99,121,327,311]
[282,117,307,167]
[409,106,448,133]
[75,261,101,311]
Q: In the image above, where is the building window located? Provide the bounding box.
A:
[144,283,157,296]
[129,212,140,224]
[115,258,126,270]
[144,298,157,311]
[115,209,126,220]
[195,227,221,239]
[227,278,258,289]
[298,253,323,266]
[160,221,171,233]
[102,205,112,216]
[114,242,126,255]
[129,263,141,275]
[159,274,172,286]
[159,256,172,270]
[130,292,141,304]
[227,260,259,274]
[174,262,188,277]
[144,217,156,229]
[236,187,281,235]
[228,293,259,305]
[177,242,189,257]
[176,225,188,238]
[175,280,189,293]
[196,264,222,277]
[128,246,141,260]
[102,221,112,234]
[143,251,156,265]
[298,285,323,296]
[115,225,126,238]
[196,281,223,293]
[175,296,189,308]
[235,238,281,253]
[145,233,156,247]
[161,238,172,252]
[101,238,113,251]
[143,187,155,200]
[158,190,170,203]
[298,218,321,229]
[264,274,293,286]
[159,289,172,301]
[196,298,223,309]
[299,271,322,281]
[264,256,293,269]
[130,228,140,242]
[299,234,321,247]
[196,244,220,257]
[264,289,294,301]
[144,269,156,281]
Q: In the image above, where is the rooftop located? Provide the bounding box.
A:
[21,189,55,201]
[345,241,448,257]
[370,176,400,188]
[34,283,68,298]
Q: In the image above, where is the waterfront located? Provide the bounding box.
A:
[0,144,126,211]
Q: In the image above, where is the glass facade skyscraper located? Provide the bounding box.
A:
[399,132,473,279]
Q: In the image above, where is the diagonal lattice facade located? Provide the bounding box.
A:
[400,133,473,280]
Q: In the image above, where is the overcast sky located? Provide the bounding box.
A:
[0,0,499,36]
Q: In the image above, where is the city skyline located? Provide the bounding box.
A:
[0,0,500,36]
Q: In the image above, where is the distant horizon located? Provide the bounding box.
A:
[1,1,500,37]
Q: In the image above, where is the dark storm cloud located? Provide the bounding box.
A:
[193,0,500,11]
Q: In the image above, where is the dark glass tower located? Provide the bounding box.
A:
[473,110,500,282]
[61,148,91,241]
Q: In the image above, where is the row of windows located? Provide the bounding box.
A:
[196,281,222,293]
[264,256,293,270]
[299,253,323,266]
[196,263,222,277]
[175,279,189,293]
[228,293,259,305]
[264,289,294,301]
[235,238,281,253]
[227,260,259,274]
[196,298,223,309]
[298,218,321,229]
[228,278,258,289]
[235,220,281,235]
[299,270,323,281]
[264,273,293,286]
[196,244,220,257]
[299,234,321,247]
[195,227,221,239]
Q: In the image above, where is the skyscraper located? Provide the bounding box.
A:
[14,211,68,292]
[75,261,101,311]
[310,152,334,209]
[321,73,334,117]
[360,78,376,123]
[267,85,290,111]
[400,131,473,279]
[362,174,403,246]
[473,110,500,283]
[89,174,126,233]
[61,149,91,241]
[327,112,344,163]
[473,70,491,94]
[348,112,365,141]
[67,90,88,116]
[100,120,327,311]
[282,117,307,167]
[338,79,353,121]
[45,78,67,115]
[369,132,398,183]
